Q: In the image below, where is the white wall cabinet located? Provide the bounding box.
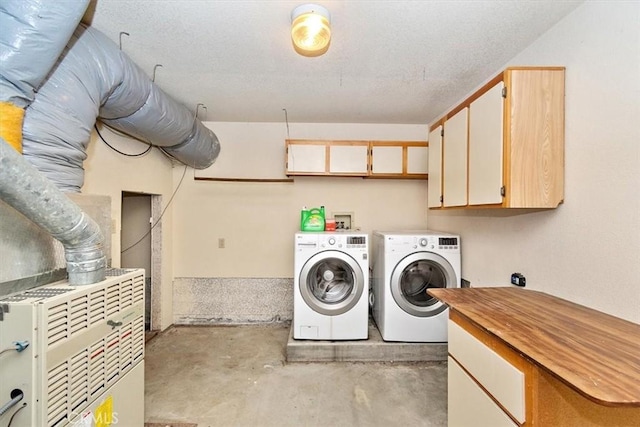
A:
[286,140,369,176]
[369,141,428,179]
[329,144,369,174]
[468,82,504,205]
[442,107,469,207]
[286,142,327,174]
[427,125,443,208]
[286,139,428,179]
[428,67,565,209]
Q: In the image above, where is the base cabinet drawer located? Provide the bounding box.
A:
[448,356,517,427]
[448,319,525,424]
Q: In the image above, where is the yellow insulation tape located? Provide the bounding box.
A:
[0,101,25,153]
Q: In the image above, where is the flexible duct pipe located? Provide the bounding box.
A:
[0,0,89,152]
[0,0,106,285]
[21,24,220,192]
[0,139,106,285]
[2,1,218,285]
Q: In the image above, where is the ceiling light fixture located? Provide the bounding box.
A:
[291,4,331,57]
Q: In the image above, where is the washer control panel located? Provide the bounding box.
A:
[297,233,368,251]
[438,236,459,250]
[386,234,459,253]
[319,233,367,250]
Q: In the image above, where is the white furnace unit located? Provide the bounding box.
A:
[0,269,145,427]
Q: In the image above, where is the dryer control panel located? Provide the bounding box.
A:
[386,234,460,253]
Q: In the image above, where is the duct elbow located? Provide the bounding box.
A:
[54,212,107,285]
[0,140,106,285]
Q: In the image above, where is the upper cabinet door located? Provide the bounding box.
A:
[371,145,403,174]
[286,140,368,176]
[427,125,443,208]
[329,143,369,175]
[407,145,429,175]
[469,82,504,205]
[443,108,469,207]
[287,142,326,174]
[370,141,429,178]
[507,69,565,208]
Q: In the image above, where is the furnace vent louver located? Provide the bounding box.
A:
[0,268,145,426]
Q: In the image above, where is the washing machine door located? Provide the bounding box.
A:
[390,252,456,317]
[299,250,365,316]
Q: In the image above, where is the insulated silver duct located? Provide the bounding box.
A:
[22,23,220,192]
[0,0,105,285]
[0,139,106,285]
[1,0,219,285]
[0,0,89,150]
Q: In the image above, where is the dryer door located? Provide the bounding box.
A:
[299,250,365,316]
[390,252,457,317]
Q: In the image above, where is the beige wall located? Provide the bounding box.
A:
[81,1,639,327]
[82,128,176,330]
[428,2,640,323]
[173,122,429,278]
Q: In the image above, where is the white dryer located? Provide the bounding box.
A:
[371,231,461,342]
[294,232,369,340]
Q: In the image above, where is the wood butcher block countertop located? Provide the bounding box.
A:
[428,287,640,407]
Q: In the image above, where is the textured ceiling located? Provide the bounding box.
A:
[83,0,583,125]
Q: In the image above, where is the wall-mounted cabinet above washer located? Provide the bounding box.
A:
[286,140,369,176]
[428,67,565,209]
[369,141,428,179]
[285,139,428,179]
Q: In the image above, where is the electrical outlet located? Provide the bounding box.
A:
[511,273,526,287]
[218,238,225,249]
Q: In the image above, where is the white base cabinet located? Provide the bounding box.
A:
[448,356,518,427]
[448,320,525,425]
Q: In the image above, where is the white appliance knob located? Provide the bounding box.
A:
[419,238,428,247]
[328,237,336,245]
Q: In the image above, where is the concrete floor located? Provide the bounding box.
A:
[144,324,447,427]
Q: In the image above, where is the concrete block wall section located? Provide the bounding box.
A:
[173,277,293,324]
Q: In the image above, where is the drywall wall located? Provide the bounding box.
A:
[82,126,175,330]
[172,122,429,323]
[428,2,640,323]
[172,122,429,278]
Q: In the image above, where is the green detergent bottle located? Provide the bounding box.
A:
[300,206,325,231]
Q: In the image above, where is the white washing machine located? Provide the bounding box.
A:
[371,231,461,342]
[294,232,369,340]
